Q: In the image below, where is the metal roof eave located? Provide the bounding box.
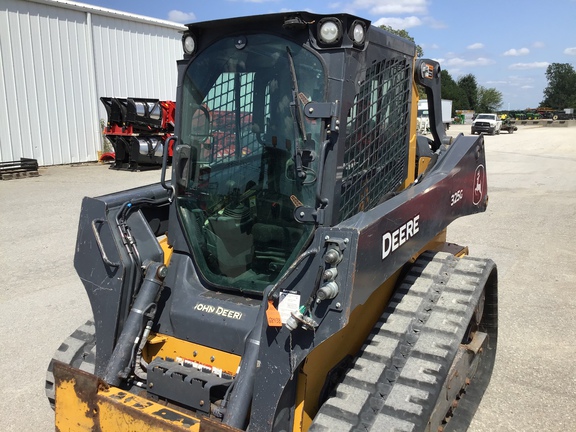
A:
[26,0,187,31]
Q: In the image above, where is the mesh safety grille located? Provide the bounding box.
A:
[339,58,411,222]
[204,72,266,164]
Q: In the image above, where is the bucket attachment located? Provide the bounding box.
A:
[100,97,175,171]
[125,98,163,132]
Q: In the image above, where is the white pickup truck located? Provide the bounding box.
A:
[471,113,502,135]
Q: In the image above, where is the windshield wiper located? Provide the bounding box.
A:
[285,46,307,181]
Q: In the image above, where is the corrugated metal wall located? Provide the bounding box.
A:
[0,0,184,166]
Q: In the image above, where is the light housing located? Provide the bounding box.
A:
[317,18,342,45]
[182,33,196,55]
[349,20,367,46]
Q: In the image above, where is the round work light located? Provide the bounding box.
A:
[318,18,342,45]
[182,34,196,55]
[350,21,366,46]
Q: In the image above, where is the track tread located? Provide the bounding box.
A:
[45,320,96,408]
[310,251,495,432]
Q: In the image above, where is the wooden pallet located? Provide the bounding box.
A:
[0,158,39,180]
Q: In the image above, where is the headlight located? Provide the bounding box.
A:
[182,33,196,55]
[318,18,342,45]
[349,21,366,46]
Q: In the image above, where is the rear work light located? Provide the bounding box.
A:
[182,33,196,55]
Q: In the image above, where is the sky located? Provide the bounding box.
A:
[77,0,576,110]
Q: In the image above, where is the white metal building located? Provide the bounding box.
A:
[0,0,186,166]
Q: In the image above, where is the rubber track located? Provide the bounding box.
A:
[310,251,493,432]
[45,320,97,408]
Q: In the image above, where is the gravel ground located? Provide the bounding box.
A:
[0,123,574,431]
[448,124,576,432]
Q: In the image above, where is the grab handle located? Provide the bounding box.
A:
[91,218,121,267]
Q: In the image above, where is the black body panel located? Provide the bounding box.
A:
[74,183,170,375]
[155,251,261,356]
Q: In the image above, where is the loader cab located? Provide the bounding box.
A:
[173,29,326,294]
[170,12,416,295]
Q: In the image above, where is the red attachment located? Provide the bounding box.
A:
[162,134,175,157]
[100,97,176,170]
[103,124,134,135]
[99,152,115,162]
[160,101,176,131]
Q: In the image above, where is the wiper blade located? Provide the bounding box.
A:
[285,46,306,180]
[285,47,307,140]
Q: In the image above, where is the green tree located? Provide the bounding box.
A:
[541,63,576,109]
[378,25,425,98]
[457,74,479,111]
[477,86,503,113]
[378,25,424,57]
[440,70,468,114]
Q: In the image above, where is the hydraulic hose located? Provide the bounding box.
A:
[222,304,265,430]
[102,261,167,387]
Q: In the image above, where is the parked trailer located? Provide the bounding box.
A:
[417,99,452,133]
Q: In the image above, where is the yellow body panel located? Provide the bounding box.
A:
[144,333,241,377]
[401,63,421,190]
[159,235,173,266]
[53,361,201,431]
[55,369,98,431]
[411,229,447,263]
[97,388,198,431]
[418,155,432,177]
[292,269,403,432]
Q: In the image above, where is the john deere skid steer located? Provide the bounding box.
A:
[47,12,497,432]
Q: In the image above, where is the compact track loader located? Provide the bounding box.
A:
[47,12,498,432]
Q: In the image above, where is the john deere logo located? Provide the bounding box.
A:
[194,303,243,319]
[382,215,420,259]
[473,165,485,205]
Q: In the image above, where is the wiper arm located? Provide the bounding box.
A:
[285,46,306,180]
